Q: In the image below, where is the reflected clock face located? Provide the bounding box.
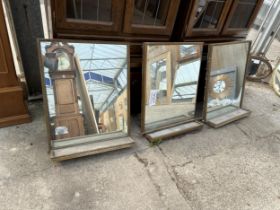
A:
[213,80,226,94]
[209,75,233,99]
[56,51,71,71]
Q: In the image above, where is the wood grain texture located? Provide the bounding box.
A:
[145,121,203,142]
[51,136,134,161]
[207,108,250,128]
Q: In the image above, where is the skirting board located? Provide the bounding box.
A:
[206,108,251,128]
[50,137,135,161]
[145,121,203,142]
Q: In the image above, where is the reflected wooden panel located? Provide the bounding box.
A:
[142,43,203,133]
[39,40,133,160]
[205,41,251,126]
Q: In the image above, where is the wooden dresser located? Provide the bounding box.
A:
[0,1,30,127]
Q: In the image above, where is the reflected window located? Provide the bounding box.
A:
[172,60,201,103]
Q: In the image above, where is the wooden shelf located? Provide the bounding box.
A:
[51,137,135,161]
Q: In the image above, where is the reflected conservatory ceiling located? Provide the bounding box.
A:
[42,42,127,115]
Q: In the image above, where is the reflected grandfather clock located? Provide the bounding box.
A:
[45,42,84,140]
[0,2,30,127]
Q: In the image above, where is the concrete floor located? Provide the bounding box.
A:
[0,82,280,210]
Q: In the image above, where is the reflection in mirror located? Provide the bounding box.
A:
[194,0,226,29]
[40,41,128,142]
[206,41,250,120]
[143,43,203,132]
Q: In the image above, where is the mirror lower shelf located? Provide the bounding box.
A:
[145,121,203,142]
[206,108,250,128]
[51,137,134,161]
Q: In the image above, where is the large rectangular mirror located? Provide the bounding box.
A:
[39,40,133,160]
[142,43,203,133]
[205,41,251,124]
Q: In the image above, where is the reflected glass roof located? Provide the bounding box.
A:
[41,42,127,116]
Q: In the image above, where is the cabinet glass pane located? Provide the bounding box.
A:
[194,0,226,29]
[133,0,170,26]
[66,0,112,22]
[229,0,257,28]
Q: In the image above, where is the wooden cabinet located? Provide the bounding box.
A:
[51,0,180,40]
[124,0,180,36]
[53,0,125,36]
[0,2,30,127]
[185,0,233,37]
[222,0,264,36]
[179,0,264,40]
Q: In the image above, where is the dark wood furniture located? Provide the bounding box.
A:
[50,0,264,48]
[184,0,233,37]
[178,0,264,40]
[0,1,30,127]
[222,0,264,36]
[52,0,180,41]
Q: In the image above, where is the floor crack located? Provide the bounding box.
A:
[157,145,196,210]
[134,153,164,199]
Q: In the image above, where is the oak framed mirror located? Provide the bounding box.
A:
[141,42,204,141]
[204,41,251,128]
[38,39,134,161]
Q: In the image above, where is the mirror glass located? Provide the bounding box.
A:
[206,41,250,120]
[143,43,203,132]
[40,41,128,143]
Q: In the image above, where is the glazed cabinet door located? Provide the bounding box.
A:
[124,0,180,36]
[0,2,18,88]
[222,0,264,36]
[53,0,124,34]
[185,0,233,37]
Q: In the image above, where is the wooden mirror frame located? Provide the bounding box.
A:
[37,38,134,161]
[203,40,252,126]
[141,42,204,134]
